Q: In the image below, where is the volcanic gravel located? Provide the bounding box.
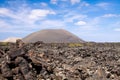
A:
[0,40,120,80]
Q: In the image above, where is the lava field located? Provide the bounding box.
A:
[0,40,120,80]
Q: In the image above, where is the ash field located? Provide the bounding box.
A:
[0,29,120,80]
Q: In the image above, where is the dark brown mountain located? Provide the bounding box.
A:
[22,29,84,43]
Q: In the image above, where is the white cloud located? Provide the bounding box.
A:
[70,0,80,5]
[61,0,68,1]
[0,8,19,19]
[40,20,66,29]
[75,21,87,25]
[40,2,48,7]
[114,28,120,31]
[0,6,58,35]
[28,9,56,20]
[64,12,87,22]
[65,15,87,22]
[0,20,11,28]
[83,2,89,7]
[96,2,110,9]
[50,0,58,4]
[0,7,56,24]
[102,14,120,18]
[0,8,10,15]
[78,2,90,8]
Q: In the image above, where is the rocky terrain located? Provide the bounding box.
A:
[0,40,120,80]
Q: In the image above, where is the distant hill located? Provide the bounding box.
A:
[2,37,21,42]
[22,29,84,43]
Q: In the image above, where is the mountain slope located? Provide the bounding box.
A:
[22,29,84,43]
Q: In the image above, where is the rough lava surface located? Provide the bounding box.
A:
[0,40,120,80]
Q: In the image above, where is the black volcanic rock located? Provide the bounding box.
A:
[22,29,84,43]
[1,42,120,80]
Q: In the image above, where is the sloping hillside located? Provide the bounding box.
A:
[22,29,84,43]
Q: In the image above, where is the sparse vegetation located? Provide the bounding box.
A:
[68,43,84,47]
[0,42,9,46]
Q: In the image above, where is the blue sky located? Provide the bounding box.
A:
[0,0,120,42]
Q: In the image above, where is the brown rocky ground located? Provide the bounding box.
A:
[0,40,120,80]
